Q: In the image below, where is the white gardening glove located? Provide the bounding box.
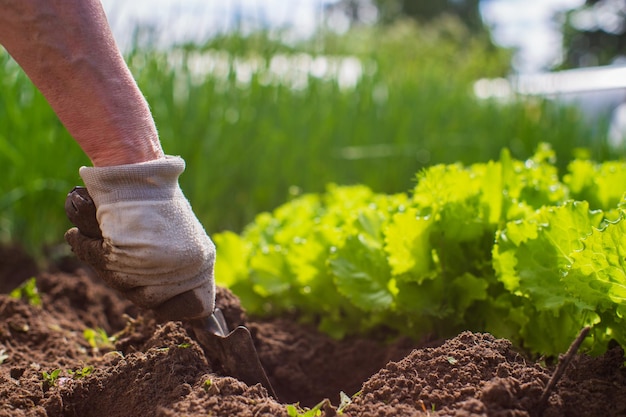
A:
[64,156,216,321]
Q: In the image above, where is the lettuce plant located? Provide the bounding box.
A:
[215,144,626,356]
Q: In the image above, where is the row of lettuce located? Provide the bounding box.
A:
[214,144,626,357]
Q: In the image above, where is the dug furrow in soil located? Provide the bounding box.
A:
[0,245,625,416]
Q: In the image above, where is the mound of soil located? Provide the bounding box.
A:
[1,246,625,417]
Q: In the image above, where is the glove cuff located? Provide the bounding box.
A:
[79,156,185,206]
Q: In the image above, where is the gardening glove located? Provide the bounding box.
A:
[64,156,216,321]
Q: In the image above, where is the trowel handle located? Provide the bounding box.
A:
[65,186,103,239]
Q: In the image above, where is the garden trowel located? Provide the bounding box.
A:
[64,186,277,399]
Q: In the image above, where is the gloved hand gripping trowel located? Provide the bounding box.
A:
[65,186,277,399]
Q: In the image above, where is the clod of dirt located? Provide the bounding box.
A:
[345,332,626,417]
[347,332,546,416]
[1,254,625,417]
[0,245,38,293]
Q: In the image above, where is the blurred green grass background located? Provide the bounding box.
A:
[0,18,616,254]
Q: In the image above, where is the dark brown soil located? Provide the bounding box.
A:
[1,246,625,417]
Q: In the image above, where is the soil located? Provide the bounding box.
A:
[1,245,625,417]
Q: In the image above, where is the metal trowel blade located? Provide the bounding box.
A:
[190,309,277,399]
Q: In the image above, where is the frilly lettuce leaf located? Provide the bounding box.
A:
[494,201,603,309]
[567,215,626,312]
[565,160,626,210]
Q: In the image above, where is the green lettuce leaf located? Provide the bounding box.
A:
[567,215,626,313]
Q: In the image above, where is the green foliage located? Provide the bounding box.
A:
[559,1,626,69]
[566,217,626,349]
[564,159,626,210]
[41,369,61,387]
[203,378,213,392]
[83,328,115,351]
[0,51,87,252]
[337,391,355,414]
[42,367,94,388]
[1,22,612,255]
[9,277,41,306]
[286,399,331,417]
[368,0,484,34]
[492,201,605,353]
[215,144,626,356]
[68,366,94,379]
[330,0,485,35]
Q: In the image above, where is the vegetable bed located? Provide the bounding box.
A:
[0,250,624,417]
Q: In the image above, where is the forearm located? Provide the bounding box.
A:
[0,0,164,166]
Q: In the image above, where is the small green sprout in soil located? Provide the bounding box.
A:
[10,277,41,306]
[42,369,61,387]
[203,377,220,395]
[68,366,94,379]
[447,356,458,365]
[286,398,332,417]
[285,404,319,417]
[337,391,355,414]
[83,327,115,351]
[203,378,212,392]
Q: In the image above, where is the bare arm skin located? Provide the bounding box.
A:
[0,0,164,166]
[1,0,216,321]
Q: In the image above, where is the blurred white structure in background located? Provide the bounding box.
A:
[474,65,626,147]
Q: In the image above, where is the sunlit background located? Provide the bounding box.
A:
[3,0,626,251]
[101,0,587,73]
[99,0,626,139]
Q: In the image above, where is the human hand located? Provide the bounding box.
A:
[64,156,215,321]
